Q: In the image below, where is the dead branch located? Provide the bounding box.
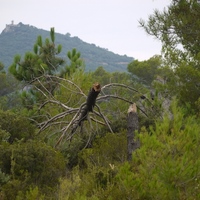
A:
[69,83,101,134]
[101,83,153,104]
[39,99,74,110]
[28,77,160,147]
[55,108,81,148]
[94,105,113,133]
[90,117,107,126]
[54,83,101,147]
[44,75,87,97]
[97,94,148,117]
[38,109,78,133]
[97,94,133,104]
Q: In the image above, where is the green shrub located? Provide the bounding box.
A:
[0,140,66,199]
[58,102,200,200]
[0,109,35,143]
[114,102,200,199]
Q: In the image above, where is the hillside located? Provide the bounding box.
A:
[0,22,134,72]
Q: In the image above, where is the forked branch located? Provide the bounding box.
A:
[32,77,157,147]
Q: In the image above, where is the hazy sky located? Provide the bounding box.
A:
[1,0,170,61]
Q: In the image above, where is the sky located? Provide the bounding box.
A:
[1,0,170,61]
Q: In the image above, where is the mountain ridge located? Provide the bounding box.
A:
[0,22,134,72]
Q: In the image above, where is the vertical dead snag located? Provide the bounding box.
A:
[72,83,101,133]
[127,103,139,161]
[86,83,101,112]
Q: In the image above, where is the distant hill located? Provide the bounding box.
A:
[0,22,134,72]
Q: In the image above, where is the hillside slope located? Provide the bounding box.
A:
[0,22,134,72]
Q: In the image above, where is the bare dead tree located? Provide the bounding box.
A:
[24,74,159,148]
[55,83,101,147]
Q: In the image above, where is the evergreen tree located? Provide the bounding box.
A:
[139,0,200,111]
[65,48,83,76]
[9,28,64,81]
[8,28,83,109]
[127,55,162,85]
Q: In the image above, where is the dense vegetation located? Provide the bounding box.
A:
[0,22,133,72]
[0,0,200,199]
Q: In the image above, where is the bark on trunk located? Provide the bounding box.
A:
[71,83,101,134]
[127,103,139,161]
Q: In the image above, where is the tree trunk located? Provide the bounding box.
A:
[127,103,139,161]
[71,83,101,133]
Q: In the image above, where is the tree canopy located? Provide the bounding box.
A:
[139,0,200,112]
